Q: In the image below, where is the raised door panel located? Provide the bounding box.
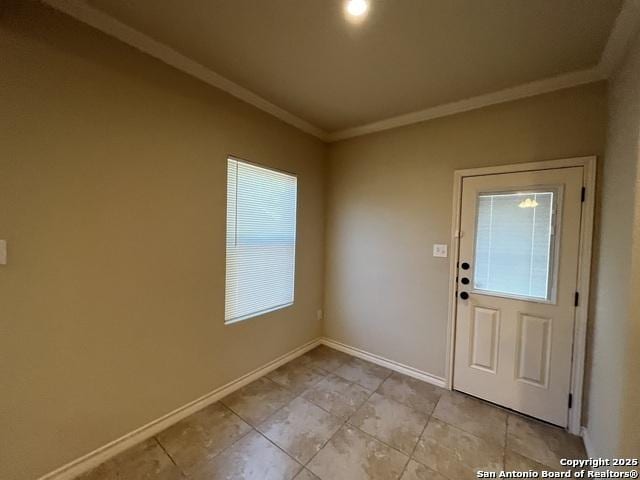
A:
[515,313,552,388]
[469,306,500,374]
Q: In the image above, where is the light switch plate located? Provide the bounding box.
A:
[433,244,448,258]
[0,240,6,265]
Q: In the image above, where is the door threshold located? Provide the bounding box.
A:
[452,388,570,432]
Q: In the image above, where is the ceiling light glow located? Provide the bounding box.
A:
[518,198,539,208]
[346,0,368,17]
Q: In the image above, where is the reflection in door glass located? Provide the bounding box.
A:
[474,191,555,300]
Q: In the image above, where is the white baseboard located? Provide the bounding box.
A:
[38,338,321,480]
[38,336,446,480]
[581,427,621,472]
[581,426,595,458]
[320,337,448,389]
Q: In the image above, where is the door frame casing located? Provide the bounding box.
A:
[444,156,596,435]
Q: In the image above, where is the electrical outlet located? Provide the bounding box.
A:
[0,240,6,265]
[317,309,323,321]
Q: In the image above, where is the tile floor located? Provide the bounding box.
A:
[76,345,586,480]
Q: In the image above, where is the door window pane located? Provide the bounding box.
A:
[474,191,555,300]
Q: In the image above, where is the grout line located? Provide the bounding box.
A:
[347,422,414,460]
[252,426,307,475]
[306,364,411,464]
[241,356,351,473]
[267,364,330,395]
[302,363,380,469]
[303,407,355,469]
[201,404,258,458]
[235,359,338,472]
[166,351,547,480]
[406,393,503,479]
[373,368,446,414]
[217,372,314,427]
[397,459,412,480]
[302,348,439,473]
[165,349,453,479]
[408,414,431,460]
[153,409,256,478]
[73,348,462,480]
[299,393,340,418]
[153,436,178,467]
[221,400,265,428]
[302,394,359,467]
[367,369,443,475]
[153,436,189,478]
[398,417,429,479]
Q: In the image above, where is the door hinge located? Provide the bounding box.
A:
[581,187,586,202]
[568,393,573,409]
[574,292,579,306]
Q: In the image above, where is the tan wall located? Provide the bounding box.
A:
[325,83,607,379]
[0,3,325,480]
[587,28,640,458]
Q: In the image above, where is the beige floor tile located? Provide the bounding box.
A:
[349,392,428,454]
[155,402,251,474]
[298,346,351,372]
[432,391,507,445]
[377,372,444,414]
[190,430,301,480]
[221,377,294,425]
[413,439,478,480]
[307,425,409,480]
[334,357,392,391]
[413,418,503,480]
[78,349,588,480]
[400,460,448,480]
[294,468,320,479]
[283,354,317,371]
[258,397,343,464]
[267,360,327,393]
[76,438,183,480]
[507,414,586,470]
[505,449,559,473]
[302,373,371,419]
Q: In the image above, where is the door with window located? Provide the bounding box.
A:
[453,167,583,427]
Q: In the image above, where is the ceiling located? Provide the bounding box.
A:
[80,0,622,135]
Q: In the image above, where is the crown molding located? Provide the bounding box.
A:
[598,0,640,78]
[328,0,640,142]
[326,68,603,142]
[43,0,640,143]
[42,0,328,140]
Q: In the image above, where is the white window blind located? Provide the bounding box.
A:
[225,158,297,323]
[474,191,555,300]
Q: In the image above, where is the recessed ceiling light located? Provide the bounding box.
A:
[346,0,369,18]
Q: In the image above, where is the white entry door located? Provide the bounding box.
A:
[453,167,584,427]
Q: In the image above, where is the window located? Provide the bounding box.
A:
[473,190,557,301]
[225,158,297,323]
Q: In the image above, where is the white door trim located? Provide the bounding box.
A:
[444,156,596,435]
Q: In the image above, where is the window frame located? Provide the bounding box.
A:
[469,184,564,305]
[224,155,298,325]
